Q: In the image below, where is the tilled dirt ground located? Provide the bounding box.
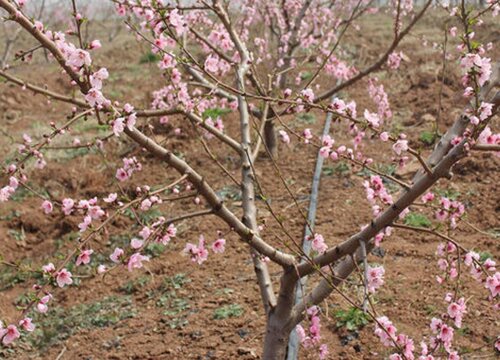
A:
[0,10,499,360]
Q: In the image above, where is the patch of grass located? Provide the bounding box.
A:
[123,208,162,223]
[423,304,437,316]
[334,307,370,331]
[154,274,192,329]
[419,131,439,146]
[74,121,109,133]
[485,228,500,238]
[0,210,21,221]
[404,213,432,228]
[25,296,136,349]
[300,71,313,81]
[51,147,92,161]
[144,243,166,258]
[139,51,161,64]
[434,188,460,200]
[202,107,232,119]
[323,162,350,177]
[479,252,493,263]
[162,297,190,328]
[295,113,316,124]
[213,304,244,320]
[9,187,34,202]
[8,228,26,242]
[165,273,191,289]
[0,262,38,290]
[456,326,472,336]
[119,276,150,294]
[217,185,242,201]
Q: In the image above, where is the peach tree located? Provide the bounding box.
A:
[0,0,499,358]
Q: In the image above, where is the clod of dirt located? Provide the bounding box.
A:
[237,328,249,338]
[340,331,359,346]
[371,247,386,258]
[237,347,257,359]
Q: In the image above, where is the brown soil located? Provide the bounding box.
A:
[0,9,499,360]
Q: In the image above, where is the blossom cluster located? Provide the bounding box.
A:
[295,306,328,359]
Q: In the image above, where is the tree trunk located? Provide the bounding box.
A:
[262,314,290,360]
[262,271,297,359]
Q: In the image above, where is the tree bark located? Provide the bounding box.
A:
[264,118,278,159]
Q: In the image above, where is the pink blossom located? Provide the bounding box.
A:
[283,88,292,98]
[279,130,290,144]
[116,168,129,181]
[484,258,496,272]
[311,233,327,254]
[159,53,176,69]
[88,205,105,220]
[204,54,220,73]
[66,48,91,68]
[131,238,144,249]
[140,198,152,211]
[56,268,73,287]
[478,102,493,121]
[374,316,397,346]
[368,78,392,120]
[85,88,107,107]
[296,324,306,343]
[168,9,186,35]
[389,355,402,360]
[421,192,435,203]
[8,177,18,192]
[22,133,32,144]
[62,198,74,215]
[449,26,457,37]
[127,252,150,271]
[104,193,117,203]
[19,318,35,332]
[485,272,500,297]
[0,324,20,345]
[300,88,315,102]
[160,224,177,245]
[463,87,474,97]
[78,215,92,232]
[110,247,124,263]
[212,238,226,253]
[447,298,466,328]
[113,118,125,137]
[76,249,94,266]
[36,294,52,313]
[464,251,480,266]
[89,68,109,90]
[319,344,328,359]
[438,323,454,344]
[388,52,403,70]
[89,39,101,49]
[380,132,390,141]
[39,200,53,214]
[392,139,408,156]
[396,334,415,359]
[42,262,55,273]
[183,235,209,264]
[322,135,334,148]
[139,226,152,240]
[303,128,313,143]
[97,264,107,274]
[367,265,385,293]
[126,113,137,130]
[329,98,346,113]
[364,109,380,128]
